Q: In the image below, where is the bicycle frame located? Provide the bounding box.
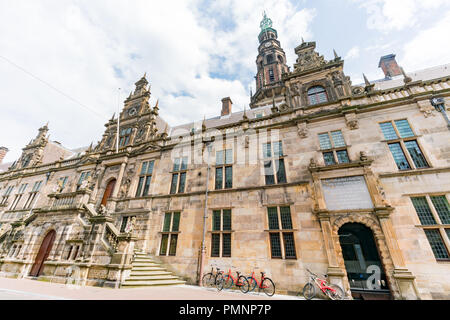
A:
[224,269,245,286]
[310,275,336,294]
[249,271,269,289]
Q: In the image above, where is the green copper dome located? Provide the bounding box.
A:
[260,12,272,31]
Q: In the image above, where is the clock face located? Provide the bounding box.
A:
[128,107,137,116]
[264,42,271,48]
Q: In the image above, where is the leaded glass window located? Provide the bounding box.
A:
[160,212,181,257]
[268,207,279,230]
[170,157,188,194]
[411,197,436,225]
[263,141,287,185]
[215,149,233,190]
[424,230,449,260]
[394,120,414,138]
[318,131,349,165]
[308,86,328,105]
[270,233,282,258]
[280,207,293,229]
[380,122,398,140]
[430,196,450,225]
[136,160,154,197]
[211,209,232,257]
[283,233,296,259]
[267,206,297,259]
[388,143,411,170]
[404,141,429,169]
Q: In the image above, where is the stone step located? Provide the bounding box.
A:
[133,259,158,264]
[132,266,166,271]
[132,263,162,267]
[121,279,186,287]
[126,275,180,281]
[130,270,173,276]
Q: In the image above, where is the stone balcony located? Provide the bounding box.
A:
[40,189,92,212]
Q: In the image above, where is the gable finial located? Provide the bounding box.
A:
[363,73,371,86]
[333,49,339,59]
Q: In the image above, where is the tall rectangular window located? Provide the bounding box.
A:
[10,183,27,210]
[160,212,180,256]
[380,120,429,170]
[267,206,296,259]
[76,171,91,191]
[1,186,14,206]
[170,157,188,194]
[318,131,350,166]
[211,209,232,257]
[119,127,132,147]
[215,149,233,190]
[263,141,287,185]
[269,68,275,82]
[411,195,450,260]
[136,160,155,197]
[24,181,43,209]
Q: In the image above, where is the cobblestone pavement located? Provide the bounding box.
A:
[0,277,307,300]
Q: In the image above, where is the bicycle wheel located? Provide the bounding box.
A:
[238,276,250,294]
[302,282,316,300]
[247,277,257,292]
[201,273,214,287]
[222,275,234,290]
[215,273,224,286]
[325,284,345,300]
[261,278,276,297]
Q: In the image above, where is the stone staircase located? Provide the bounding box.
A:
[121,251,186,288]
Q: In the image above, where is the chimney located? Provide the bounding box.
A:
[379,54,402,78]
[0,147,8,164]
[221,97,233,116]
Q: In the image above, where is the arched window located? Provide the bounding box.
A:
[307,86,328,105]
[266,54,273,64]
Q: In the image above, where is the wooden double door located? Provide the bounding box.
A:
[29,230,56,277]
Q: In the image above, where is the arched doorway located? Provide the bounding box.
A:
[101,179,116,206]
[29,230,56,277]
[338,223,392,300]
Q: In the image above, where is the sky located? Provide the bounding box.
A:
[1,0,450,163]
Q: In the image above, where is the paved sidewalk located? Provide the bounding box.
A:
[0,277,306,300]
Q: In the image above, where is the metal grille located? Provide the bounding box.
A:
[169,234,178,256]
[380,122,398,140]
[269,233,282,258]
[178,172,186,193]
[172,212,180,232]
[323,152,336,166]
[388,143,411,170]
[394,120,414,138]
[213,210,221,231]
[160,234,168,255]
[336,150,350,163]
[404,140,429,168]
[431,196,450,225]
[318,133,332,150]
[163,213,171,232]
[225,166,233,189]
[264,160,275,185]
[411,197,437,225]
[280,207,293,229]
[267,207,279,230]
[222,233,231,257]
[283,233,296,259]
[170,173,178,194]
[331,131,346,148]
[215,167,223,190]
[424,229,449,259]
[276,159,287,183]
[211,234,220,257]
[222,210,232,231]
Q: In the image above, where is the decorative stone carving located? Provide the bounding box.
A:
[124,216,136,234]
[98,204,109,216]
[360,151,368,162]
[297,121,308,138]
[417,100,435,118]
[345,112,359,130]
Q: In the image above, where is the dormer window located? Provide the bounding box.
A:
[119,128,132,147]
[21,154,32,168]
[308,86,328,105]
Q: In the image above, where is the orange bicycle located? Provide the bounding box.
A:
[217,268,250,293]
[247,271,276,297]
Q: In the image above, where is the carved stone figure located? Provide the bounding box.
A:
[345,113,359,130]
[297,122,308,138]
[124,216,136,234]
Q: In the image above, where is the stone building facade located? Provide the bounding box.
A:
[1,14,450,300]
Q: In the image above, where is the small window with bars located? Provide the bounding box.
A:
[263,141,287,185]
[267,206,296,259]
[136,160,155,197]
[318,131,350,166]
[160,212,181,256]
[411,195,450,260]
[211,209,232,257]
[170,157,188,194]
[215,150,233,190]
[379,120,429,171]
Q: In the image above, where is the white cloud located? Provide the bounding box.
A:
[345,46,360,60]
[0,0,315,163]
[352,0,450,32]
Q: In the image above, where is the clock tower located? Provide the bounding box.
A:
[251,12,289,108]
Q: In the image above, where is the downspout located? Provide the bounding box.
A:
[198,142,212,286]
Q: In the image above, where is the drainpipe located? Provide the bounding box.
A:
[198,142,212,286]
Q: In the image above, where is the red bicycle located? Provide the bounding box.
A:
[302,269,345,300]
[247,271,276,297]
[217,268,250,293]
